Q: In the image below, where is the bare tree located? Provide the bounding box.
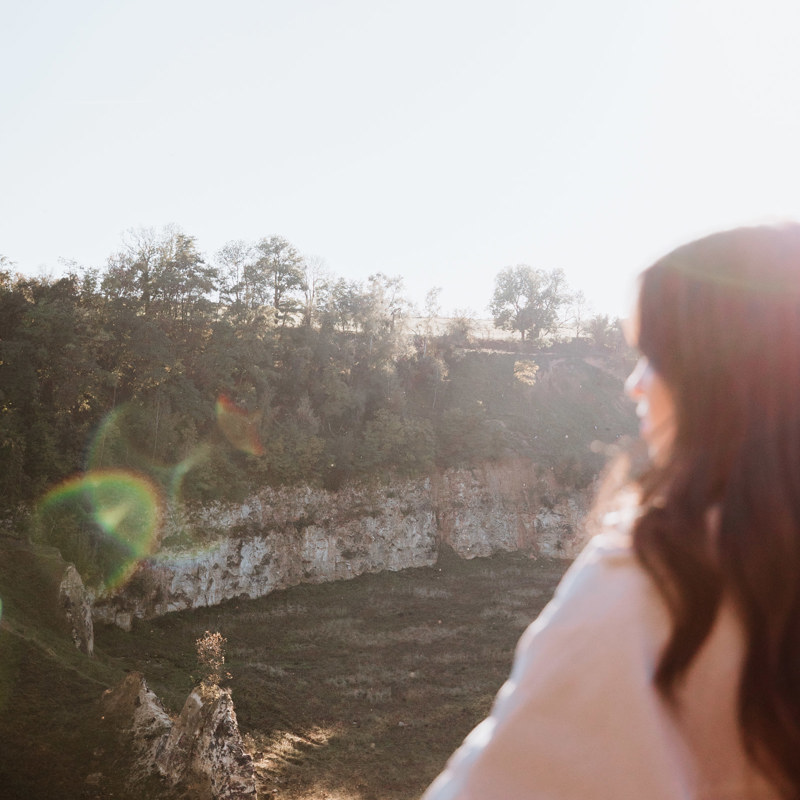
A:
[568,290,591,339]
[301,254,331,327]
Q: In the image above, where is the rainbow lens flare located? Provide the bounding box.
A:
[216,395,264,456]
[37,469,162,589]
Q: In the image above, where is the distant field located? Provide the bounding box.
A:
[81,549,567,800]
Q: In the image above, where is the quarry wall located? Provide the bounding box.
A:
[93,461,591,629]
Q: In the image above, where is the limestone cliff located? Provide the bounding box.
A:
[93,462,590,629]
[100,671,173,787]
[432,460,588,559]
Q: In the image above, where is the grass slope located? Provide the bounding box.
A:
[0,539,127,798]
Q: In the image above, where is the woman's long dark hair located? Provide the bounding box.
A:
[632,224,800,796]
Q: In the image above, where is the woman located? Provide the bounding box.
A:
[421,225,800,800]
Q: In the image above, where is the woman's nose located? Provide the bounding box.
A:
[625,358,648,399]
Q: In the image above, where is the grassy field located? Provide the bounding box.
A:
[0,541,567,799]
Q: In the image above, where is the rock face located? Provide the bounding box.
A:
[94,479,438,627]
[58,564,94,656]
[93,462,590,628]
[154,687,256,800]
[101,672,256,799]
[101,671,173,786]
[432,461,588,560]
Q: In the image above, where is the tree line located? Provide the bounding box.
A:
[0,226,622,517]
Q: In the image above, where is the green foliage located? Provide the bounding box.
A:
[436,407,505,467]
[360,409,435,477]
[587,313,624,349]
[101,225,217,324]
[250,235,305,321]
[262,417,326,485]
[0,274,106,502]
[444,311,475,346]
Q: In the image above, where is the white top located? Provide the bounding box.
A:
[421,532,778,800]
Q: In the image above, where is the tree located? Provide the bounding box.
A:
[568,290,591,339]
[215,240,255,308]
[154,229,218,324]
[317,273,410,366]
[249,235,305,322]
[0,254,16,274]
[366,272,409,333]
[445,309,475,346]
[417,286,441,357]
[587,313,624,349]
[360,409,434,476]
[102,226,218,323]
[489,265,572,341]
[319,278,363,333]
[301,254,330,327]
[102,227,161,313]
[0,273,106,505]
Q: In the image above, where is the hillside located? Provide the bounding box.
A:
[0,344,636,798]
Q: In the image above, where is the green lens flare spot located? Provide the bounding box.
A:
[81,471,160,555]
[37,469,163,589]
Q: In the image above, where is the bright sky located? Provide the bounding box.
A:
[3,0,800,318]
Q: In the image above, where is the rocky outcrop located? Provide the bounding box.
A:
[0,537,96,654]
[93,463,590,628]
[100,672,256,799]
[154,687,256,799]
[101,672,173,787]
[58,564,94,655]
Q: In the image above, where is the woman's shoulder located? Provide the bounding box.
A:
[526,515,667,652]
[555,512,641,593]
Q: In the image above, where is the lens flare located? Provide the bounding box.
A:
[84,404,212,503]
[33,400,242,585]
[85,405,154,472]
[38,469,162,589]
[166,444,211,499]
[216,395,264,455]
